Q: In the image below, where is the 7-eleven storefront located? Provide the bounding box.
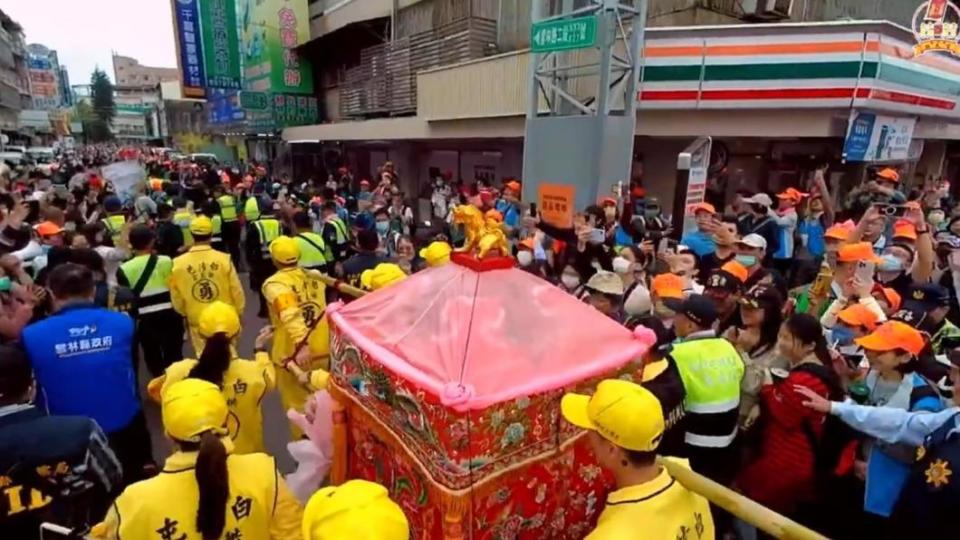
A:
[285,20,960,210]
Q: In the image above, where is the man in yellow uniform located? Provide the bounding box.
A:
[302,480,409,540]
[170,216,246,355]
[262,236,329,438]
[561,379,715,540]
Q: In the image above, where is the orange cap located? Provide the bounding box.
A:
[879,287,902,312]
[892,219,917,241]
[651,273,685,300]
[824,220,856,241]
[875,168,900,183]
[504,180,521,193]
[837,242,883,264]
[519,237,535,250]
[35,221,63,237]
[484,209,503,222]
[599,197,617,207]
[837,304,880,331]
[720,260,748,283]
[855,320,925,355]
[776,187,808,203]
[690,202,716,215]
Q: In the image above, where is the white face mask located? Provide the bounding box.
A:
[612,256,633,275]
[517,250,534,267]
[561,274,580,289]
[623,283,652,316]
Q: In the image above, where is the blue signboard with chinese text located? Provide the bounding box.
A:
[173,0,207,99]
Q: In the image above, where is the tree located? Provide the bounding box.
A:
[89,68,115,142]
[72,101,95,144]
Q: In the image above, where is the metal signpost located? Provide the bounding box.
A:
[672,137,712,236]
[521,0,647,217]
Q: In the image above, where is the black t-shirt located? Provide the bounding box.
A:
[341,252,387,288]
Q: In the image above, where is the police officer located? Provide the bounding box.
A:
[149,302,276,455]
[243,186,263,222]
[262,236,330,438]
[118,224,184,377]
[662,294,744,485]
[0,346,123,540]
[293,211,329,273]
[91,379,304,540]
[171,196,195,250]
[171,216,246,355]
[321,200,351,263]
[245,199,283,318]
[216,185,243,267]
[21,263,155,485]
[200,201,224,253]
[100,196,127,247]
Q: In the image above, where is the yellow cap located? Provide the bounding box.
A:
[302,480,409,540]
[418,241,452,267]
[360,263,407,291]
[269,236,300,265]
[189,216,213,235]
[197,301,241,338]
[560,379,664,452]
[161,379,229,442]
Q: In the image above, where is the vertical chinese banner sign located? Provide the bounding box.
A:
[171,0,206,99]
[199,0,242,90]
[240,0,313,95]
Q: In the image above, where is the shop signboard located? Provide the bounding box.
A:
[199,0,242,89]
[240,91,270,111]
[172,0,207,99]
[531,15,597,53]
[242,93,318,130]
[842,111,917,162]
[240,0,313,95]
[676,137,712,233]
[208,89,245,125]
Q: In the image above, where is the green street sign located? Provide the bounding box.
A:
[240,91,269,111]
[531,15,597,53]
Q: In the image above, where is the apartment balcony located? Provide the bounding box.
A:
[340,16,497,118]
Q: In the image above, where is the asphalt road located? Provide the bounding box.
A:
[139,271,297,473]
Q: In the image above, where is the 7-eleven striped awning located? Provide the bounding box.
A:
[638,20,960,118]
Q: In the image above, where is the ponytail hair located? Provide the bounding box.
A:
[195,430,229,539]
[189,333,232,387]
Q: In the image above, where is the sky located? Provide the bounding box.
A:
[2,0,178,86]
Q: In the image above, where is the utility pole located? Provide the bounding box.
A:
[522,0,647,214]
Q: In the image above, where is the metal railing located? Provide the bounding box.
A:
[340,16,498,118]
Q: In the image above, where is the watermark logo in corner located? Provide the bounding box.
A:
[913,0,960,56]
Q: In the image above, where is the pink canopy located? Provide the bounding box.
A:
[327,258,655,411]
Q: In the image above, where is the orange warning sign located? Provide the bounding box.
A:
[538,183,576,228]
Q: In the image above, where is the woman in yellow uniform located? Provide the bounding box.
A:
[302,479,408,540]
[93,378,303,540]
[148,301,276,454]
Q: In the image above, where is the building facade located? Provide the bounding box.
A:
[0,9,28,132]
[25,43,63,110]
[112,55,179,88]
[111,55,179,141]
[284,0,960,213]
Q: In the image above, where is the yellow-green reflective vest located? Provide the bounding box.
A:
[295,232,328,269]
[254,218,281,257]
[244,197,261,221]
[173,210,194,247]
[211,215,223,238]
[670,335,744,449]
[119,254,174,314]
[218,194,238,222]
[328,216,350,246]
[101,215,126,245]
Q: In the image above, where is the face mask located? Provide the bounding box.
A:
[0,277,11,292]
[517,250,534,267]
[929,212,946,226]
[561,274,580,289]
[612,256,632,274]
[878,254,904,273]
[375,221,390,234]
[829,326,856,347]
[624,284,652,316]
[735,254,757,267]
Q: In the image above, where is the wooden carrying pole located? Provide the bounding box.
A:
[315,274,827,540]
[659,459,828,540]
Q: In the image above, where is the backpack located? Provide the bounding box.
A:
[793,363,860,481]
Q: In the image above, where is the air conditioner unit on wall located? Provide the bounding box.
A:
[739,0,793,20]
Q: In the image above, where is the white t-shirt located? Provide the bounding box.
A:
[95,246,128,287]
